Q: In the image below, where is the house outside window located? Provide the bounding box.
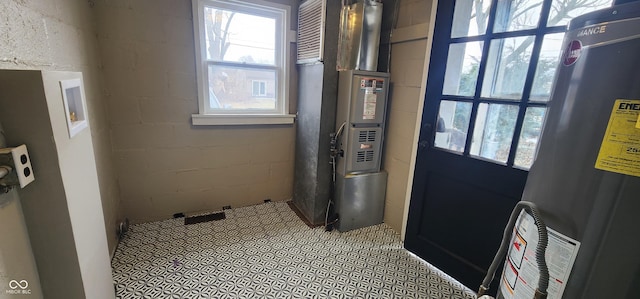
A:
[252,80,267,97]
[192,0,294,125]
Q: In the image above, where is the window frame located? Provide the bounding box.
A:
[434,0,612,170]
[191,0,295,125]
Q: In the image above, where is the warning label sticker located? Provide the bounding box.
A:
[508,232,527,269]
[499,211,580,299]
[363,90,377,120]
[504,260,518,290]
[595,99,640,177]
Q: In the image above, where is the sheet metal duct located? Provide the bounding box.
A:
[293,0,341,226]
[337,0,383,71]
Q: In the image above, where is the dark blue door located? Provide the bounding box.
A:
[404,0,612,292]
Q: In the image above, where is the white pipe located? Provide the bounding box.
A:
[0,165,11,179]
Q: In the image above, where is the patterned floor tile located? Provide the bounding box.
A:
[112,202,476,298]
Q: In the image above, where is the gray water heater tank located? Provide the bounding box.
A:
[520,2,640,298]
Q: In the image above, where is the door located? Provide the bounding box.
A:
[404,0,612,291]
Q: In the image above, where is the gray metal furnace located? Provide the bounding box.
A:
[334,70,389,232]
[293,0,391,227]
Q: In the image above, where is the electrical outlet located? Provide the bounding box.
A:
[0,144,35,188]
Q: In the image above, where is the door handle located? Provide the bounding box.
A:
[418,122,433,150]
[418,140,429,149]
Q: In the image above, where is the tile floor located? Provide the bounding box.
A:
[112,202,476,298]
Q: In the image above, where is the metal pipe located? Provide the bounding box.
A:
[337,0,383,71]
[325,122,347,230]
[477,201,549,298]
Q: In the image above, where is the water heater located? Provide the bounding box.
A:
[334,70,390,232]
[494,2,640,299]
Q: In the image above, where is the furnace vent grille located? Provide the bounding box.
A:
[358,130,377,142]
[347,127,382,173]
[297,0,325,64]
[356,150,375,163]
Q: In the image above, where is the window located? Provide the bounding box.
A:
[252,80,267,97]
[192,0,294,125]
[435,0,612,169]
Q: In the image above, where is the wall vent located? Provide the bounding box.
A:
[297,0,325,64]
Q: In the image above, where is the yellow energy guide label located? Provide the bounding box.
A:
[595,99,640,177]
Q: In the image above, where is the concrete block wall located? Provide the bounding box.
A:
[0,0,122,255]
[94,0,297,223]
[383,0,436,235]
[0,0,433,254]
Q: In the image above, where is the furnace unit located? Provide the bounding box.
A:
[334,70,390,232]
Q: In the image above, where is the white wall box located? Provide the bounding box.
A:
[60,78,89,138]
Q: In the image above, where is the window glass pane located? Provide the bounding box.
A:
[204,7,276,65]
[547,0,612,27]
[494,0,543,33]
[470,103,519,163]
[514,107,547,169]
[252,81,259,95]
[530,33,564,102]
[481,36,534,100]
[451,0,492,38]
[251,81,267,97]
[443,42,484,96]
[435,100,473,153]
[208,65,276,110]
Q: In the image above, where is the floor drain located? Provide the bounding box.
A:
[184,212,226,225]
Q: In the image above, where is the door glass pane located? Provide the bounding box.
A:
[435,100,473,153]
[514,107,547,169]
[494,0,543,33]
[547,0,612,27]
[452,0,492,38]
[470,103,519,163]
[530,33,564,102]
[481,36,534,100]
[443,42,484,96]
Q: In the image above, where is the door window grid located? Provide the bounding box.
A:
[437,0,611,169]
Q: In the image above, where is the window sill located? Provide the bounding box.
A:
[191,114,296,126]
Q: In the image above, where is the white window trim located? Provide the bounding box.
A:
[192,114,295,125]
[191,0,295,126]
